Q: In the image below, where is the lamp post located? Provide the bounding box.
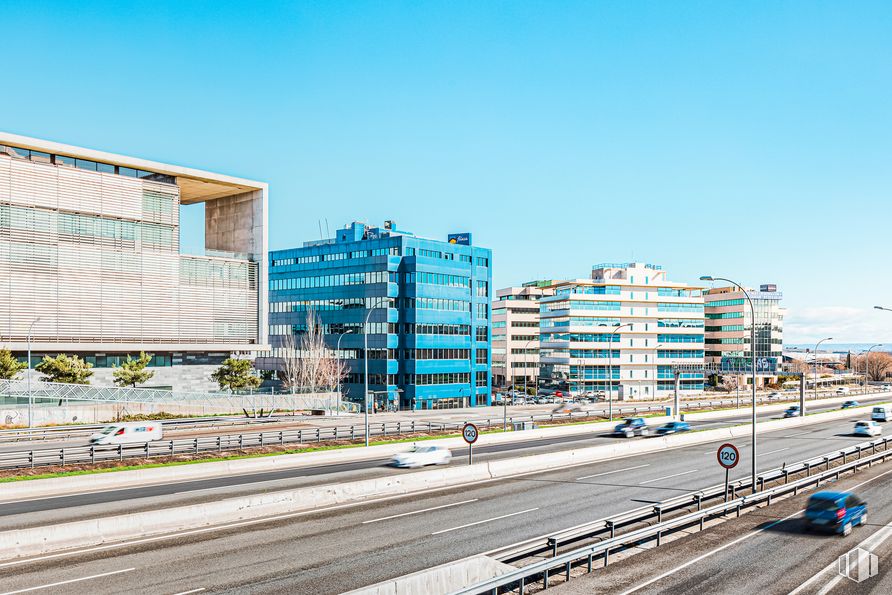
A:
[26,317,42,429]
[608,323,632,422]
[701,275,757,493]
[813,337,833,401]
[364,297,390,447]
[522,338,535,401]
[335,330,354,416]
[865,344,882,394]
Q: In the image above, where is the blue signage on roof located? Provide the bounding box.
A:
[448,233,471,245]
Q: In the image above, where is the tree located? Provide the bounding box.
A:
[112,352,155,388]
[0,348,27,381]
[852,352,892,382]
[211,357,261,392]
[278,310,346,394]
[35,354,93,384]
[722,375,739,393]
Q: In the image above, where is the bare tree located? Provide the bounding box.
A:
[853,352,892,382]
[279,332,301,393]
[722,375,739,393]
[276,310,347,396]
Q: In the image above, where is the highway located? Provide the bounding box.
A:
[553,445,892,595]
[0,409,886,594]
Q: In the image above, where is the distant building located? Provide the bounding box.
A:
[538,263,705,399]
[704,284,784,386]
[491,281,554,390]
[260,221,491,410]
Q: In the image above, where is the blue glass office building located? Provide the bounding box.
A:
[264,221,492,410]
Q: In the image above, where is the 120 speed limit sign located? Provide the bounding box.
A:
[462,423,479,444]
[716,443,740,469]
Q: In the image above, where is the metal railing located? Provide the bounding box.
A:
[455,436,892,594]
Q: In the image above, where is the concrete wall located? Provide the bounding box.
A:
[346,555,515,595]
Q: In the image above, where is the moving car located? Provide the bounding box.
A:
[853,420,882,437]
[613,418,649,438]
[390,445,452,468]
[872,406,891,422]
[804,491,867,536]
[89,422,163,445]
[841,400,860,409]
[553,403,582,414]
[883,384,892,391]
[767,391,782,400]
[655,421,691,435]
[783,405,801,418]
[836,387,851,395]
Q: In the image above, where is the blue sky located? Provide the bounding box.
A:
[3,1,891,344]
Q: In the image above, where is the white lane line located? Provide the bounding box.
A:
[431,508,539,535]
[171,589,205,595]
[638,469,698,485]
[577,464,650,481]
[0,567,135,594]
[363,499,478,523]
[623,466,892,594]
[761,447,791,456]
[784,431,811,437]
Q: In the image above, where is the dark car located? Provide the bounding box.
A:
[613,418,649,438]
[841,400,860,409]
[804,491,867,536]
[655,421,691,435]
[784,405,801,418]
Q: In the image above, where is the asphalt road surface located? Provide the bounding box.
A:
[1,410,887,594]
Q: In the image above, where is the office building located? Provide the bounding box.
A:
[0,132,268,391]
[538,263,705,399]
[491,281,554,390]
[704,283,784,386]
[260,221,491,410]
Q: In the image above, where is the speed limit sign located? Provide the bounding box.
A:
[462,423,479,444]
[717,443,740,469]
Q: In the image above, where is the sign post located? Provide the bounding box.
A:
[462,423,479,465]
[717,443,740,501]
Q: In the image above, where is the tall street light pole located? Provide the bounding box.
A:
[364,297,389,447]
[701,276,757,493]
[608,323,632,422]
[813,337,833,401]
[522,338,535,401]
[865,343,882,393]
[26,317,42,429]
[335,329,354,416]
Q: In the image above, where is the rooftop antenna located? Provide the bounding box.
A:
[318,220,324,240]
[325,218,330,238]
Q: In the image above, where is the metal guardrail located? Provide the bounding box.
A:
[455,436,892,594]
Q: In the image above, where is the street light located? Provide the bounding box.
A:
[701,275,758,493]
[608,323,632,422]
[875,306,892,312]
[26,317,42,429]
[335,329,354,416]
[522,338,536,401]
[364,297,390,447]
[813,337,833,401]
[865,344,882,394]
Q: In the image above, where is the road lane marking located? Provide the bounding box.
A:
[431,508,539,535]
[363,499,478,523]
[0,568,135,594]
[638,469,698,485]
[577,464,650,481]
[623,466,892,594]
[171,589,205,595]
[761,447,791,456]
[784,431,811,437]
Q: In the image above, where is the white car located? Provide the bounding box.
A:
[390,445,452,468]
[89,422,163,445]
[854,420,882,437]
[836,387,851,395]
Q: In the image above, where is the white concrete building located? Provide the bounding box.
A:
[538,263,705,400]
[491,282,554,390]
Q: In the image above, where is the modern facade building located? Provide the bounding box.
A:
[704,283,784,386]
[538,263,705,399]
[0,132,268,391]
[491,281,554,390]
[260,221,491,410]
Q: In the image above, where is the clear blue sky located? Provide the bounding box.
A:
[3,1,891,344]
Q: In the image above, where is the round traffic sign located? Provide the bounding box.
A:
[462,423,479,444]
[717,443,740,469]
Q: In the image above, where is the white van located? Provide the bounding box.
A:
[90,422,163,445]
[871,406,891,422]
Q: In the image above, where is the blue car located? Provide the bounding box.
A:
[613,418,649,438]
[804,491,867,536]
[841,400,860,409]
[656,421,691,435]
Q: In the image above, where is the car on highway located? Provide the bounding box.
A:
[804,491,867,536]
[883,384,892,391]
[655,421,691,435]
[613,417,649,438]
[89,422,163,445]
[552,403,583,414]
[853,420,882,437]
[783,405,801,418]
[841,400,860,409]
[389,445,452,468]
[767,391,782,400]
[836,387,851,395]
[872,405,891,422]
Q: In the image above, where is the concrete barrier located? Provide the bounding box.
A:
[344,555,514,595]
[0,403,882,562]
